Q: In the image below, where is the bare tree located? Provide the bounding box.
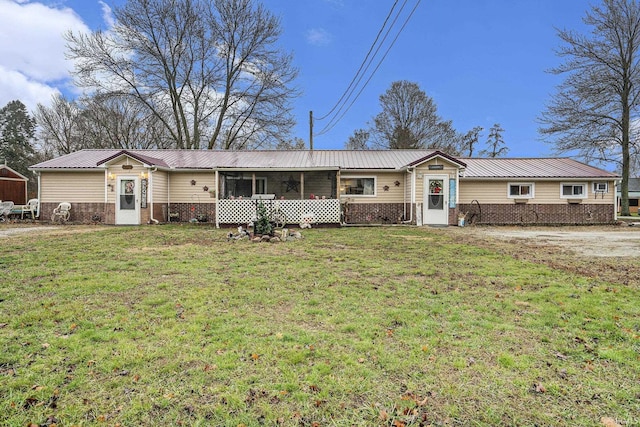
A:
[480,123,508,158]
[35,93,172,157]
[275,137,305,150]
[35,94,88,156]
[371,81,437,149]
[460,126,483,157]
[539,0,640,215]
[344,128,370,150]
[65,0,299,151]
[370,80,463,151]
[81,95,173,149]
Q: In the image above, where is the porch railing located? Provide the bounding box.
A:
[217,199,341,225]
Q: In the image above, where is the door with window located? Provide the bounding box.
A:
[423,175,449,225]
[115,176,140,225]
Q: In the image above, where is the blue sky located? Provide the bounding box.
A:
[0,0,593,157]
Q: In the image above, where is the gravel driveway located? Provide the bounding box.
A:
[0,226,60,238]
[464,225,640,257]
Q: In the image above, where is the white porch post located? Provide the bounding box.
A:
[300,172,305,199]
[252,173,256,195]
[215,170,220,228]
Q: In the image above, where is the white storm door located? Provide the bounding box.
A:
[423,175,449,225]
[115,176,140,225]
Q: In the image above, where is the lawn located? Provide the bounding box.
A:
[0,225,638,426]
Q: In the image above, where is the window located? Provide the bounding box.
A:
[225,176,266,198]
[592,182,608,193]
[340,177,376,196]
[629,199,639,207]
[560,183,587,199]
[508,183,534,198]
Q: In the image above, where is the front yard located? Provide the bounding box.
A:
[0,225,638,426]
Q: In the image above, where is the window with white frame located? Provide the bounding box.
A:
[592,182,608,193]
[560,182,587,198]
[340,177,376,196]
[508,182,534,198]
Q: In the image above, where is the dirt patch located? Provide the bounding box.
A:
[461,225,640,257]
[447,225,640,287]
[0,224,108,238]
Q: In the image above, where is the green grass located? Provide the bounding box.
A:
[0,225,639,426]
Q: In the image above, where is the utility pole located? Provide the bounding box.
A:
[309,110,313,150]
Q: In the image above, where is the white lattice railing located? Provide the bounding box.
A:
[217,199,341,224]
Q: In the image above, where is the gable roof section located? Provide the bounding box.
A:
[97,150,170,168]
[0,164,28,181]
[406,151,467,168]
[460,158,619,179]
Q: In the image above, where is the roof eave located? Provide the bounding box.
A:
[461,176,620,180]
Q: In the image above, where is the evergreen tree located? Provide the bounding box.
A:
[0,100,36,177]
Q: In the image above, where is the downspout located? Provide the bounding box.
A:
[36,172,41,218]
[167,171,171,223]
[149,167,159,224]
[402,168,414,223]
[614,178,621,221]
[104,169,109,204]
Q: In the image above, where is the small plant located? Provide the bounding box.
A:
[254,201,272,235]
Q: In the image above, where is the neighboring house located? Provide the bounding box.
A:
[0,164,28,205]
[617,178,640,215]
[29,149,619,226]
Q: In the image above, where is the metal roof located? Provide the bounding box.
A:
[460,158,619,179]
[31,149,440,170]
[29,149,619,179]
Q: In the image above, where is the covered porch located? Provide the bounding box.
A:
[214,169,342,226]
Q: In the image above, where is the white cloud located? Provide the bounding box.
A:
[99,0,115,29]
[0,65,61,110]
[306,28,332,47]
[0,0,91,111]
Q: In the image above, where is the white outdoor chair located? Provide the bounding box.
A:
[0,201,14,222]
[21,198,39,219]
[51,202,71,223]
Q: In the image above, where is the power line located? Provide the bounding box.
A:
[316,0,400,121]
[315,0,410,135]
[315,0,421,137]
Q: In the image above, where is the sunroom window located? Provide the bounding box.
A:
[340,177,376,196]
[224,176,266,198]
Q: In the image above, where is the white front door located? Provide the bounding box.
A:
[423,175,449,225]
[115,176,140,225]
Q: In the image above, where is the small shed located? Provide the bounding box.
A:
[618,177,640,214]
[0,164,28,205]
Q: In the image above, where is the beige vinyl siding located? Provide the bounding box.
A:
[40,172,105,203]
[106,160,146,204]
[459,179,617,204]
[150,171,169,203]
[339,172,405,204]
[414,160,459,202]
[169,172,216,203]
